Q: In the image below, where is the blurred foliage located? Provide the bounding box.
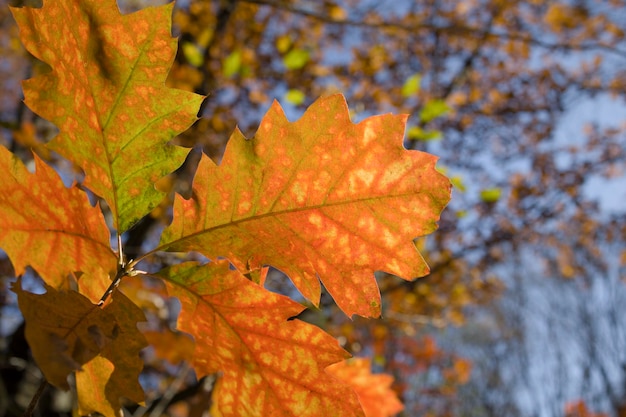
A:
[1,0,626,416]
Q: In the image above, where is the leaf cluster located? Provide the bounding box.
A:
[0,1,451,416]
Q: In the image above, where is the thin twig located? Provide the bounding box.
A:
[20,378,48,417]
[148,363,191,417]
[240,0,626,59]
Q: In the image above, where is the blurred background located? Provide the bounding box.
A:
[1,0,625,416]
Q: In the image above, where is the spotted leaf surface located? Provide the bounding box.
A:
[10,0,204,232]
[0,146,115,289]
[160,95,451,317]
[157,261,365,417]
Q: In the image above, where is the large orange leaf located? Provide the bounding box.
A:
[157,261,365,417]
[13,278,146,406]
[159,95,451,317]
[0,146,115,288]
[326,358,404,417]
[10,0,204,232]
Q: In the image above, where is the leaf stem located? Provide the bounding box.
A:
[99,234,146,306]
[97,267,124,306]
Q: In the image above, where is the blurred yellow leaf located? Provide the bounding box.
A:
[284,89,306,105]
[223,50,242,78]
[283,48,310,70]
[182,41,203,67]
[480,188,501,203]
[401,73,421,97]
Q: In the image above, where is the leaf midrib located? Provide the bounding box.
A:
[149,189,438,258]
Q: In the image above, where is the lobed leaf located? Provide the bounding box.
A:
[157,261,365,417]
[75,291,147,417]
[10,0,204,232]
[13,278,146,405]
[326,358,404,417]
[160,95,451,317]
[0,146,115,289]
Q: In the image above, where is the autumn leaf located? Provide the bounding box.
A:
[564,400,609,417]
[159,95,451,317]
[0,146,115,289]
[326,358,404,417]
[13,278,146,404]
[157,261,365,417]
[10,0,204,232]
[75,291,147,417]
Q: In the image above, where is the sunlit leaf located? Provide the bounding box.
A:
[157,261,365,417]
[326,358,404,417]
[283,48,310,70]
[401,73,421,97]
[284,89,306,105]
[329,5,347,22]
[451,175,466,192]
[10,0,204,232]
[407,126,443,141]
[0,146,115,289]
[159,95,451,317]
[420,99,450,123]
[275,35,291,54]
[223,50,242,78]
[182,41,204,67]
[480,187,501,203]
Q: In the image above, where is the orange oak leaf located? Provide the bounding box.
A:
[12,278,146,403]
[326,358,404,417]
[10,0,204,232]
[75,291,147,416]
[159,95,451,317]
[0,146,115,289]
[157,261,365,417]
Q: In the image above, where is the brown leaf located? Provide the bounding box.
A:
[75,290,147,416]
[13,279,146,415]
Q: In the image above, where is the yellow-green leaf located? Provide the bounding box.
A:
[284,89,306,105]
[182,41,204,67]
[420,99,450,123]
[11,0,204,233]
[407,126,443,141]
[283,48,310,70]
[401,73,422,97]
[223,50,242,78]
[480,187,502,203]
[451,175,466,192]
[159,95,451,317]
